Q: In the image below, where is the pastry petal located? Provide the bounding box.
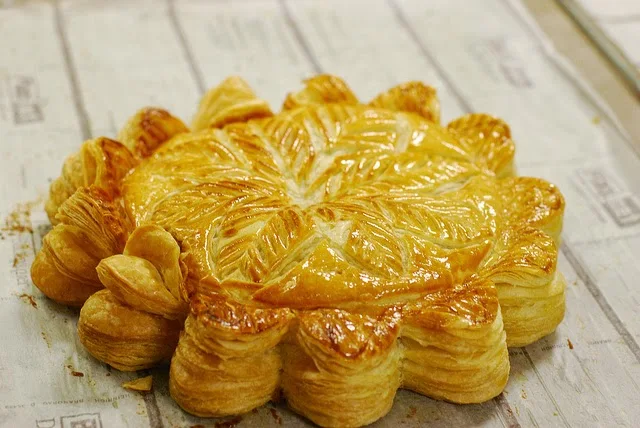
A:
[169,292,292,416]
[32,187,129,306]
[282,74,358,109]
[447,113,515,177]
[78,289,181,371]
[45,137,136,224]
[191,76,273,130]
[370,81,440,123]
[117,107,188,158]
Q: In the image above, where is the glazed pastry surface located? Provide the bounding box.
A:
[31,75,566,427]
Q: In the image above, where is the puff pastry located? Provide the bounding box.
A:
[31,75,565,427]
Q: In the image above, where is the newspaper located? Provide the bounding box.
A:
[559,0,640,96]
[570,0,640,68]
[1,0,639,427]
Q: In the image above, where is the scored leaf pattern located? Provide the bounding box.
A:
[122,79,563,308]
[447,113,515,177]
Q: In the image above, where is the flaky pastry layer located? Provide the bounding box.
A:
[31,74,565,427]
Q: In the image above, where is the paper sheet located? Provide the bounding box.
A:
[571,0,640,68]
[559,0,640,96]
[1,0,639,427]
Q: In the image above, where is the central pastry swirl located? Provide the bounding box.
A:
[31,75,565,428]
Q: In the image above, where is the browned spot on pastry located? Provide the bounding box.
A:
[480,226,558,289]
[405,277,499,329]
[191,292,291,335]
[18,293,37,308]
[498,177,565,233]
[222,227,238,237]
[298,309,400,359]
[85,186,130,251]
[97,138,134,197]
[128,108,188,158]
[567,338,574,349]
[139,110,170,152]
[192,76,273,131]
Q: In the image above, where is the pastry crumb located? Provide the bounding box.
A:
[406,406,417,418]
[66,364,84,377]
[1,199,41,235]
[18,293,38,308]
[567,338,574,349]
[214,416,243,428]
[41,331,51,348]
[122,375,153,392]
[269,407,283,425]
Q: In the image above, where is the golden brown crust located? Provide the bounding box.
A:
[296,308,400,363]
[122,375,153,392]
[282,309,402,427]
[45,137,136,224]
[36,108,183,306]
[191,76,273,131]
[32,187,130,306]
[169,294,292,416]
[33,75,566,427]
[369,81,440,123]
[498,176,565,241]
[190,294,290,335]
[77,225,190,369]
[404,276,499,328]
[78,289,181,371]
[447,114,516,177]
[400,277,509,404]
[282,74,359,110]
[117,107,189,158]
